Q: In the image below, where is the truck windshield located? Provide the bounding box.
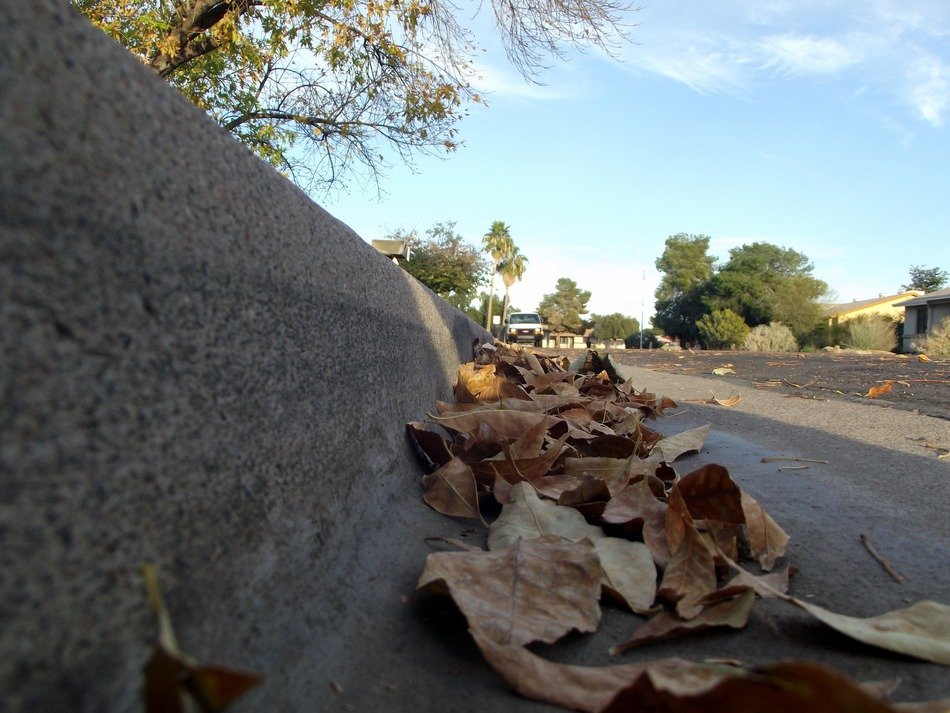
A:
[509,314,540,324]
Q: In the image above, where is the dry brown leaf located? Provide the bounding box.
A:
[675,464,746,525]
[142,564,261,713]
[611,588,755,654]
[593,538,658,614]
[712,367,736,375]
[475,630,905,713]
[866,380,895,398]
[602,475,671,565]
[507,419,550,459]
[472,629,714,713]
[558,476,612,508]
[455,362,531,403]
[652,424,711,463]
[602,660,900,713]
[429,409,561,440]
[790,599,950,665]
[708,391,742,406]
[406,422,453,471]
[741,490,789,571]
[417,535,602,646]
[917,354,932,362]
[572,434,640,459]
[658,523,718,619]
[563,457,630,496]
[422,457,486,524]
[725,565,795,598]
[184,665,265,713]
[488,482,605,551]
[470,436,568,486]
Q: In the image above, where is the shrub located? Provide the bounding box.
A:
[917,316,950,356]
[696,309,750,349]
[741,322,798,352]
[844,314,897,351]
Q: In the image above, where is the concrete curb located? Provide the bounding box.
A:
[0,2,489,709]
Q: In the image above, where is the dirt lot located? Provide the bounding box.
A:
[543,347,950,422]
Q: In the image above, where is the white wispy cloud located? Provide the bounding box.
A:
[613,0,950,127]
[470,62,575,101]
[906,53,949,126]
[635,39,750,95]
[758,34,864,76]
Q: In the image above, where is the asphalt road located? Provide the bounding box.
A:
[302,361,950,712]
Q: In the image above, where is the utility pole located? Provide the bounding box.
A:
[639,269,645,349]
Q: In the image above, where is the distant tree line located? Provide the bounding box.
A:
[652,233,828,348]
[652,233,947,350]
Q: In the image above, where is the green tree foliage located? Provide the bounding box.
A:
[538,277,591,333]
[901,265,949,293]
[653,233,716,346]
[482,221,514,329]
[592,313,639,341]
[696,309,750,349]
[73,0,633,190]
[498,248,529,326]
[706,242,827,343]
[396,222,487,310]
[741,322,798,352]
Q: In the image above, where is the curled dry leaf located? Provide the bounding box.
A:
[417,535,602,647]
[602,660,901,713]
[470,435,568,486]
[141,564,261,713]
[472,628,711,713]
[790,599,950,666]
[488,482,605,551]
[611,588,755,655]
[675,464,746,526]
[477,628,908,713]
[725,564,796,598]
[658,523,718,620]
[563,457,630,496]
[917,354,932,362]
[602,475,671,565]
[708,391,742,407]
[406,422,453,472]
[712,367,736,376]
[455,362,531,403]
[866,380,896,398]
[429,409,561,440]
[593,538,658,614]
[741,490,789,571]
[422,457,485,525]
[652,424,711,463]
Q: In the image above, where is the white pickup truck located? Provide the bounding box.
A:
[502,312,544,346]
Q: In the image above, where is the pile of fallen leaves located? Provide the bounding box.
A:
[409,342,949,712]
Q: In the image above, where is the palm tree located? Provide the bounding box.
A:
[499,249,529,326]
[482,220,514,330]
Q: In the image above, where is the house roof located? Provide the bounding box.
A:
[894,286,950,308]
[823,291,922,317]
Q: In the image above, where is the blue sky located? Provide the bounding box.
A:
[321,0,950,324]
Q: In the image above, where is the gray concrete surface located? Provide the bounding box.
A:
[2,2,948,712]
[0,2,492,710]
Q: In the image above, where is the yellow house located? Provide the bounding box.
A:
[824,291,923,327]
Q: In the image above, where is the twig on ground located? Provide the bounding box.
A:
[906,437,950,459]
[778,465,809,471]
[859,533,905,583]
[761,457,828,464]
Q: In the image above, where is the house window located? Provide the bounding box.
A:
[915,308,927,335]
